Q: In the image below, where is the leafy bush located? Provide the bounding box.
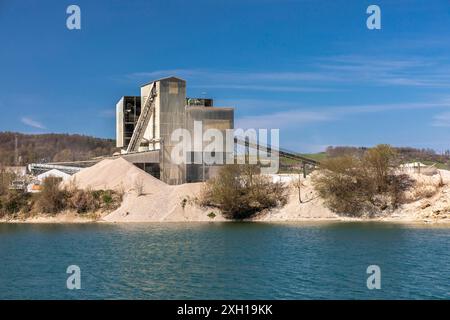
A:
[97,190,121,211]
[312,145,414,217]
[200,165,288,219]
[207,212,216,219]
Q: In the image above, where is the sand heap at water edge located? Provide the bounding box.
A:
[62,157,223,222]
[63,157,167,193]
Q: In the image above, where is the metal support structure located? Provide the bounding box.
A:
[127,82,157,153]
[234,137,319,166]
[28,163,83,175]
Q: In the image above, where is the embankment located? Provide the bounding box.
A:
[4,158,450,224]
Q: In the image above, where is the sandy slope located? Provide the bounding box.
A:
[103,182,226,222]
[253,176,338,222]
[380,170,450,223]
[63,157,167,193]
[63,158,224,222]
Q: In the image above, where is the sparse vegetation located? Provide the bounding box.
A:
[0,176,122,219]
[412,182,439,199]
[293,176,305,203]
[35,177,67,214]
[325,145,450,169]
[207,212,216,219]
[134,177,145,196]
[0,165,15,196]
[67,188,96,214]
[200,164,288,220]
[181,198,188,209]
[312,145,415,217]
[0,190,32,217]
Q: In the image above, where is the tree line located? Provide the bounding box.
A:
[0,132,118,165]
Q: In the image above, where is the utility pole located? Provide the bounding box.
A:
[303,162,307,178]
[14,134,19,166]
[202,152,205,182]
[298,173,302,203]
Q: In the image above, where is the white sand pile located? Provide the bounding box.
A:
[63,157,224,222]
[64,157,167,193]
[104,182,226,222]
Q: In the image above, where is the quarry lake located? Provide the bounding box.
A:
[0,222,449,299]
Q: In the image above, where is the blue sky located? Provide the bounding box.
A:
[1,0,450,152]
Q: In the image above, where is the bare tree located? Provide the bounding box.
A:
[134,177,144,196]
[294,174,303,203]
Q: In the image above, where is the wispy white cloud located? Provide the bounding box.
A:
[125,69,335,83]
[126,69,203,81]
[192,84,335,93]
[236,110,333,129]
[21,117,46,130]
[216,99,303,109]
[432,112,450,127]
[99,109,116,118]
[236,98,450,129]
[316,55,450,88]
[123,55,450,90]
[125,69,335,92]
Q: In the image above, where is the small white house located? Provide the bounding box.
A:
[399,162,437,175]
[27,169,71,193]
[265,174,299,184]
[36,169,71,182]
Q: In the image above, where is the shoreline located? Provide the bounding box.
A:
[3,161,450,226]
[2,213,450,225]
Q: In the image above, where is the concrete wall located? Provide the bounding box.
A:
[159,78,187,185]
[140,77,187,185]
[185,107,234,182]
[186,106,234,152]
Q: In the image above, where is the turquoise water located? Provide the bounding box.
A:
[0,222,449,299]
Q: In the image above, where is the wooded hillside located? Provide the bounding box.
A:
[0,132,117,165]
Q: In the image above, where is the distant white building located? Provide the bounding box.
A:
[265,174,299,184]
[36,169,71,182]
[27,169,71,193]
[399,162,437,175]
[400,162,427,169]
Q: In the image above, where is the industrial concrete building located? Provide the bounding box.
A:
[116,77,234,185]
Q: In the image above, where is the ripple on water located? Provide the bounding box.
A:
[0,222,449,299]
